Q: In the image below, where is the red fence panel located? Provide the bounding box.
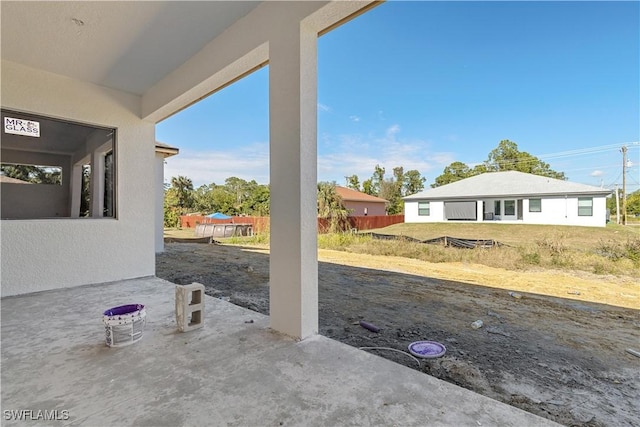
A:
[180,214,403,233]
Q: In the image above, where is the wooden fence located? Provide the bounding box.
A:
[180,214,404,233]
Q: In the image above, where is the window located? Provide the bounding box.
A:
[1,109,115,219]
[504,200,515,216]
[529,198,541,212]
[578,197,593,216]
[418,201,430,216]
[494,200,501,215]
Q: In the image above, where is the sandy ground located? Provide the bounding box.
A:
[157,242,640,427]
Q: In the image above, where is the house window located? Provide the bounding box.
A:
[1,109,116,220]
[504,200,515,216]
[529,198,542,212]
[578,197,593,216]
[418,201,430,216]
[494,200,501,215]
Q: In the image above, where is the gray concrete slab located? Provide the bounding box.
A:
[1,277,559,426]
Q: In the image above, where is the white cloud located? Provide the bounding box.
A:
[164,143,269,187]
[349,115,361,122]
[385,124,400,141]
[590,170,604,177]
[164,125,458,188]
[317,126,455,184]
[318,103,331,112]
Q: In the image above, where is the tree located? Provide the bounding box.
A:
[317,182,350,232]
[378,167,404,214]
[345,175,360,191]
[431,161,473,188]
[432,140,566,187]
[354,166,427,214]
[626,190,640,217]
[484,140,566,179]
[1,164,61,185]
[163,189,181,228]
[371,164,386,195]
[403,169,426,196]
[170,176,194,211]
[362,179,374,195]
[242,182,270,216]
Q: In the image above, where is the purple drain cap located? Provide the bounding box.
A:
[408,341,446,359]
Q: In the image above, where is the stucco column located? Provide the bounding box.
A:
[70,164,83,218]
[155,154,165,253]
[268,21,318,339]
[90,150,105,217]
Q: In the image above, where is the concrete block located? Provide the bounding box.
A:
[175,283,205,332]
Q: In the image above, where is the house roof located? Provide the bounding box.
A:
[155,141,179,158]
[404,171,612,200]
[335,186,388,203]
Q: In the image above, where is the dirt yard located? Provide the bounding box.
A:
[156,242,639,427]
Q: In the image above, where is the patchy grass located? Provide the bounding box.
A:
[347,223,640,276]
[316,223,640,277]
[166,223,640,277]
[373,222,639,250]
[163,228,198,239]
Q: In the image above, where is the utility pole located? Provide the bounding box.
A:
[615,186,620,224]
[621,145,627,225]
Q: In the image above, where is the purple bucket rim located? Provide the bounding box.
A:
[103,304,145,317]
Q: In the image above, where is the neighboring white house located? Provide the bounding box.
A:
[404,171,612,227]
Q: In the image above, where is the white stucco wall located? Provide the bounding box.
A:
[155,154,165,253]
[405,196,608,227]
[1,61,156,296]
[521,196,607,227]
[404,200,445,223]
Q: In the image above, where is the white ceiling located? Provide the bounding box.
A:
[1,1,261,96]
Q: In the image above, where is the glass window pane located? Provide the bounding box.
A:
[418,201,430,216]
[529,198,541,212]
[578,197,593,216]
[504,200,515,215]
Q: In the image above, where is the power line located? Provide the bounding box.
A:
[464,142,639,169]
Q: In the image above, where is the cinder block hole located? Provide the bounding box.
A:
[189,310,202,326]
[189,289,202,305]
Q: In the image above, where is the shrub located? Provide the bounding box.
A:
[536,234,566,256]
[520,250,541,265]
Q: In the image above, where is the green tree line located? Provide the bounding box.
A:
[164,176,270,227]
[431,139,566,187]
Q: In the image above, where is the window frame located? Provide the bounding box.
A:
[494,200,501,216]
[1,108,116,220]
[529,198,542,213]
[504,200,516,216]
[578,197,593,216]
[418,201,430,216]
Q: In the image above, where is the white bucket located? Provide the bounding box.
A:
[103,304,146,348]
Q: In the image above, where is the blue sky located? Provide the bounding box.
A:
[157,1,639,192]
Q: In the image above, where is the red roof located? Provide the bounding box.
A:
[335,186,388,203]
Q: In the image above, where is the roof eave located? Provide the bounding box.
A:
[404,191,612,201]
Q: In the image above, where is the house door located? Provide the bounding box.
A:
[517,199,523,220]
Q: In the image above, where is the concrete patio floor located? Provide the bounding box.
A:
[1,277,558,426]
